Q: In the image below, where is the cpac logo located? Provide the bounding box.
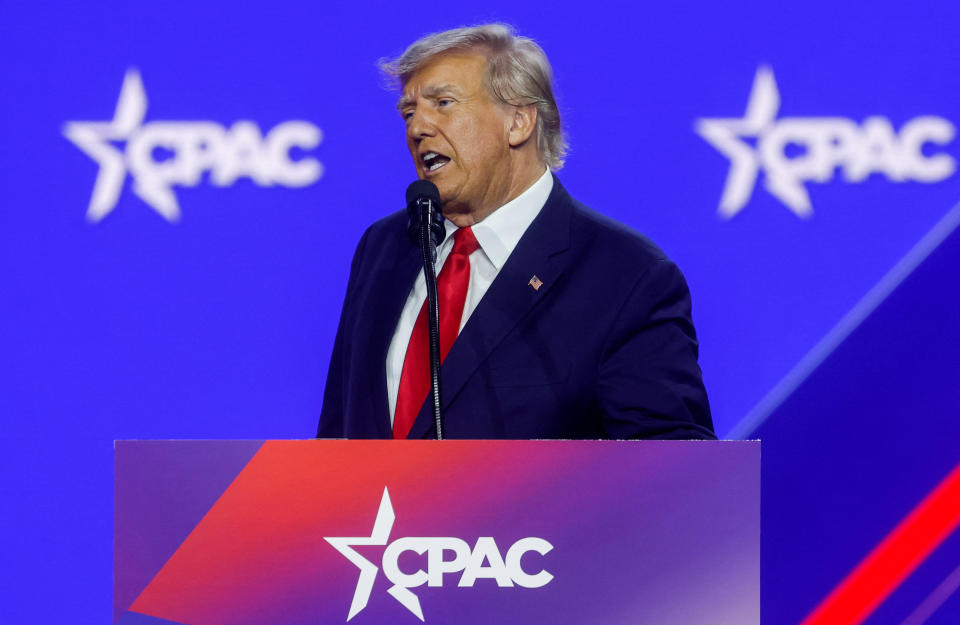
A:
[696,66,956,218]
[63,69,322,223]
[325,487,553,622]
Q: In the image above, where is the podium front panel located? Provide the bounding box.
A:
[115,440,758,625]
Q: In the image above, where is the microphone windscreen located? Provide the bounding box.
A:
[406,179,441,206]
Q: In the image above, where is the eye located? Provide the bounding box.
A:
[402,110,414,123]
[438,98,454,107]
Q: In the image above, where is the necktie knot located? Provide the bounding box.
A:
[452,226,480,256]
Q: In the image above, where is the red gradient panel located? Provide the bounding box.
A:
[801,460,960,625]
[128,441,599,625]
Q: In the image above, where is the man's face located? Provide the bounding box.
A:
[399,52,515,218]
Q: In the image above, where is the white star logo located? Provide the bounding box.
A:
[62,69,183,222]
[695,66,813,219]
[64,69,325,224]
[697,67,959,219]
[325,487,425,622]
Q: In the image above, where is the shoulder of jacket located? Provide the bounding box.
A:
[566,196,669,265]
[364,207,407,238]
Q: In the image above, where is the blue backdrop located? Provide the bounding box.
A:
[2,1,959,623]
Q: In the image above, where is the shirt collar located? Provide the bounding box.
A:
[452,168,552,270]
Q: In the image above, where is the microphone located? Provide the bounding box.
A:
[405,179,445,440]
[406,180,445,248]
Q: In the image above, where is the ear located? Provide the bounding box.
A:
[507,104,537,148]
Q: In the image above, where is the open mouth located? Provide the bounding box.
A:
[421,151,451,173]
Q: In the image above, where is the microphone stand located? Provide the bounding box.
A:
[417,198,444,440]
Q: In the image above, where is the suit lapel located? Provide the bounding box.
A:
[363,227,421,438]
[407,178,574,439]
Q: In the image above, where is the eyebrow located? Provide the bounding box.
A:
[396,84,465,111]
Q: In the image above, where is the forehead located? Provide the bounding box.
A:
[401,52,489,99]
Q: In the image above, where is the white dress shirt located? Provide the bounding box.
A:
[386,168,554,424]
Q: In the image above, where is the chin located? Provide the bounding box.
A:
[434,182,455,204]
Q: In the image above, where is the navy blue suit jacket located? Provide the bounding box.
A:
[318,177,715,439]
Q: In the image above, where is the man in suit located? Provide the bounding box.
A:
[318,24,714,440]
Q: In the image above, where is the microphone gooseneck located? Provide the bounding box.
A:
[405,180,445,440]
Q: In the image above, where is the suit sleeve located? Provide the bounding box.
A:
[597,258,716,440]
[317,227,371,438]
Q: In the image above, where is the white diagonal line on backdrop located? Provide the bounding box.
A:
[900,560,960,625]
[728,196,960,439]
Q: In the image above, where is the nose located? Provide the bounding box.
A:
[407,107,437,143]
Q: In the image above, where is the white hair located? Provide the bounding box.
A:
[380,23,568,170]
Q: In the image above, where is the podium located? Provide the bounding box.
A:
[115,440,758,625]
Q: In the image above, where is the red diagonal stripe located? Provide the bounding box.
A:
[801,460,960,625]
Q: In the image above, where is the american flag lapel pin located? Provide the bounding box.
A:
[528,275,543,291]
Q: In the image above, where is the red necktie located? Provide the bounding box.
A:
[393,226,480,439]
